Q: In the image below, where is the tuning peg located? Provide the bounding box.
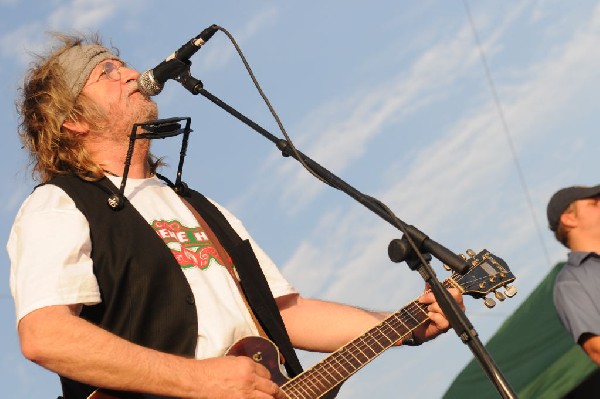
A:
[466,249,476,258]
[442,264,451,271]
[494,291,506,301]
[484,297,496,308]
[504,285,517,298]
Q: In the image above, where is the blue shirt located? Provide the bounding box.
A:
[554,251,600,343]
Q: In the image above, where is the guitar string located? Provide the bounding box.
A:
[284,312,426,398]
[290,304,427,398]
[281,265,510,398]
[282,296,434,398]
[286,311,415,395]
[282,281,449,397]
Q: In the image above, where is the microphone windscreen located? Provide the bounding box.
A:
[137,70,163,97]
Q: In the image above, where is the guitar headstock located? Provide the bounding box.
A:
[449,249,517,308]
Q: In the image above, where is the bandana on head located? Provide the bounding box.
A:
[57,44,119,98]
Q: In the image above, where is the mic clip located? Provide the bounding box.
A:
[146,58,203,95]
[174,64,204,95]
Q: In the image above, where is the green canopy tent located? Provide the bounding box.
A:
[444,262,600,399]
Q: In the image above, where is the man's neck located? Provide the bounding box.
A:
[569,237,600,253]
[87,135,153,179]
[103,162,153,179]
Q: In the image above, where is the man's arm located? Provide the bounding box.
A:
[19,305,284,399]
[277,289,463,352]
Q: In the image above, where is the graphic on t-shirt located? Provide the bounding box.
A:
[152,220,224,269]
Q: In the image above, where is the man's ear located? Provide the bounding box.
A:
[62,119,90,135]
[560,209,578,228]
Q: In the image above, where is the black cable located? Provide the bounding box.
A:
[214,25,437,270]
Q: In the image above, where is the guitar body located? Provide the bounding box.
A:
[226,336,290,386]
[227,337,342,399]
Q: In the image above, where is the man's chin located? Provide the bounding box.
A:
[136,102,159,123]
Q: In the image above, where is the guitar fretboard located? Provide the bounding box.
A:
[281,281,454,399]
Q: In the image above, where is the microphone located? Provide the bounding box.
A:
[137,24,218,96]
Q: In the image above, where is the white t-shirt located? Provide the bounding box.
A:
[8,176,296,359]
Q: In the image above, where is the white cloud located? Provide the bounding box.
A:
[0,0,123,65]
[281,0,600,309]
[226,2,539,231]
[0,23,47,64]
[47,0,118,31]
[249,17,508,215]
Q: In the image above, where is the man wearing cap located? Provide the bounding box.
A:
[8,33,463,398]
[547,184,600,365]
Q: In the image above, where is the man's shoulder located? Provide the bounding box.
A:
[19,182,77,214]
[555,253,600,288]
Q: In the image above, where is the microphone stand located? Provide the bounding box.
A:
[174,69,518,399]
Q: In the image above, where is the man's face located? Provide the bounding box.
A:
[80,59,158,135]
[570,196,600,235]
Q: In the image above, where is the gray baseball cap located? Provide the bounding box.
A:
[546,184,600,231]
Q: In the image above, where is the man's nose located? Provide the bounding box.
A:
[120,66,140,82]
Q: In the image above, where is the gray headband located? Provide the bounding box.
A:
[57,44,119,98]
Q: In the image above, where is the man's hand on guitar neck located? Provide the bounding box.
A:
[410,287,465,345]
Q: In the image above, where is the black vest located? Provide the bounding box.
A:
[49,175,302,399]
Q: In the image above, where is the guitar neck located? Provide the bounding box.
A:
[281,279,454,399]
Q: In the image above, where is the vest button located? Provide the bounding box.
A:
[186,294,195,305]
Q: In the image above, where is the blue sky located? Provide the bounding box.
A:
[2,1,600,398]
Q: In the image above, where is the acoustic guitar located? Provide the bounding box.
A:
[88,249,516,399]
